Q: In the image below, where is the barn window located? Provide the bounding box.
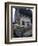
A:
[22,21,25,25]
[27,22,29,26]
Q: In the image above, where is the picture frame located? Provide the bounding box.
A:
[5,2,37,44]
